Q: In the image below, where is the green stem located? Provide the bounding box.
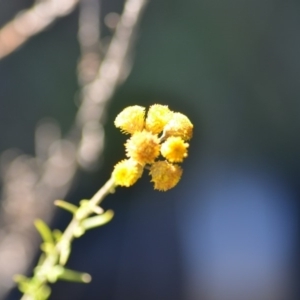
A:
[20,177,116,300]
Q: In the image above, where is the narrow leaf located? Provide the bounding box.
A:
[54,266,91,283]
[34,219,54,244]
[37,285,51,300]
[52,229,62,242]
[54,200,78,214]
[13,274,28,283]
[82,210,114,231]
[40,242,55,254]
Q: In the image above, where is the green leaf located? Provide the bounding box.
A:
[81,210,114,230]
[54,200,78,214]
[54,266,91,283]
[52,229,62,242]
[13,274,28,284]
[40,242,55,254]
[34,219,54,244]
[36,285,51,300]
[46,266,62,283]
[17,280,31,293]
[79,200,89,206]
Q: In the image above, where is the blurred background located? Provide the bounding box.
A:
[0,0,300,299]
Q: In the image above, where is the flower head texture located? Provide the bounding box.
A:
[145,104,173,134]
[112,159,143,187]
[150,160,183,191]
[161,136,189,163]
[114,105,145,134]
[125,130,160,165]
[164,112,193,141]
[113,104,193,191]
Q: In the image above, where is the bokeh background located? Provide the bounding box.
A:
[1,0,300,299]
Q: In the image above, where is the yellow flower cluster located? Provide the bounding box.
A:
[112,104,193,191]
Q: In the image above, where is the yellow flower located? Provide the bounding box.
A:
[114,105,145,134]
[161,136,189,163]
[150,160,182,191]
[112,159,143,187]
[125,130,160,165]
[145,104,173,134]
[163,112,193,141]
[113,104,193,191]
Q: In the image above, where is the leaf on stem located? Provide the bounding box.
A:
[81,209,114,231]
[51,266,91,283]
[54,200,78,214]
[34,219,54,244]
[40,242,55,254]
[53,229,63,242]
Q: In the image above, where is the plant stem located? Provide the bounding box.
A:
[20,176,116,300]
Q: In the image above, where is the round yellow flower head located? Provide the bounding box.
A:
[113,104,193,191]
[161,136,189,163]
[114,105,145,134]
[163,112,193,141]
[150,160,183,191]
[145,104,173,134]
[112,159,143,187]
[125,130,160,165]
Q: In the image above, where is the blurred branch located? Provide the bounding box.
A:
[76,0,148,167]
[77,0,101,86]
[0,0,148,298]
[0,0,80,60]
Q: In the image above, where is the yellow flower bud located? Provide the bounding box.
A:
[112,159,143,187]
[145,104,173,134]
[150,160,182,191]
[164,112,193,140]
[161,136,189,163]
[114,105,145,134]
[125,130,160,165]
